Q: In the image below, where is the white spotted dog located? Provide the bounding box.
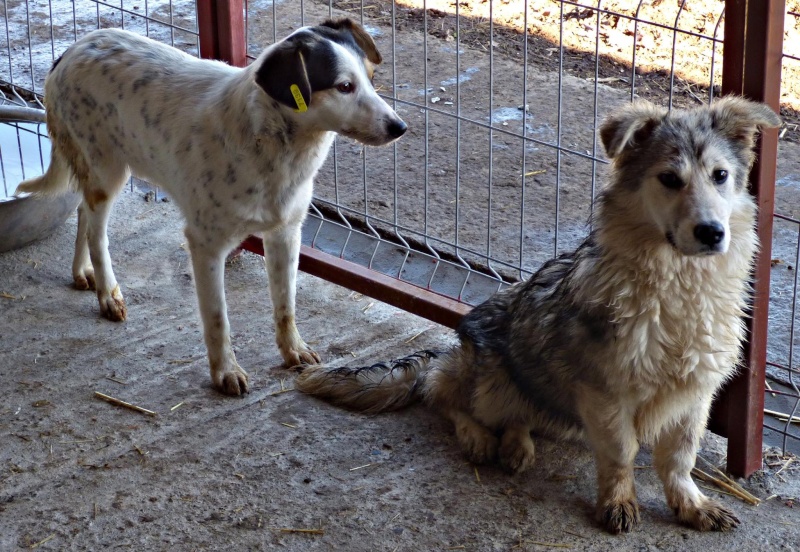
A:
[15,19,407,395]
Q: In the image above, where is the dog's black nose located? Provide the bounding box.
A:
[694,222,725,246]
[387,119,407,139]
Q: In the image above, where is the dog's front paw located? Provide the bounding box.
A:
[213,364,250,396]
[455,423,498,465]
[98,284,127,321]
[281,344,321,368]
[677,498,739,531]
[499,428,536,474]
[600,500,640,534]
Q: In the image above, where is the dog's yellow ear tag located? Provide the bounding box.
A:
[290,84,308,113]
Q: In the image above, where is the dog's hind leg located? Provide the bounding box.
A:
[653,401,740,531]
[72,204,95,290]
[184,231,249,396]
[81,174,128,322]
[263,222,321,367]
[577,387,640,534]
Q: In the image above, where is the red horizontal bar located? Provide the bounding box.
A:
[239,236,473,329]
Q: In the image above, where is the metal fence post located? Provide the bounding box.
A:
[197,0,247,67]
[711,0,785,477]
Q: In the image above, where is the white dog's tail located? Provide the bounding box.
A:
[16,151,74,197]
[295,350,442,414]
[4,106,75,198]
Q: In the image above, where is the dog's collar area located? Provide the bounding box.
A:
[290,84,308,113]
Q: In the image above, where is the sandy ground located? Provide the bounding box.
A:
[1,190,799,551]
[1,2,800,548]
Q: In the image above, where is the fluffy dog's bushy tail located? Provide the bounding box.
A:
[295,350,442,414]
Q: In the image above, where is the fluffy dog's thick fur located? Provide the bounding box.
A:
[297,97,780,533]
[15,19,406,395]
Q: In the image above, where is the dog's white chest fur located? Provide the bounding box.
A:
[590,209,756,441]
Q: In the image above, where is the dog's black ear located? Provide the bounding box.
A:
[599,102,667,159]
[320,18,382,65]
[255,36,313,110]
[710,96,781,159]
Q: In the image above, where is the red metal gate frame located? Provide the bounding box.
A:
[197,0,785,477]
[708,0,785,477]
[197,0,247,67]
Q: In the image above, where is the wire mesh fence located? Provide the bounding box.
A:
[241,0,736,306]
[765,8,800,455]
[0,0,798,458]
[1,0,200,103]
[0,0,200,200]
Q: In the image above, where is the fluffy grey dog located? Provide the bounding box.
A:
[297,97,780,533]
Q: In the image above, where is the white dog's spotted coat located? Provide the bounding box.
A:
[17,19,406,395]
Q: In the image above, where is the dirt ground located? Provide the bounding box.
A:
[1,190,799,551]
[2,1,800,548]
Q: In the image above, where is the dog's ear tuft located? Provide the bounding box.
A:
[255,36,313,110]
[599,102,667,160]
[710,96,781,153]
[321,18,382,65]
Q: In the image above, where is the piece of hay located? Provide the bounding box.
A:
[765,408,800,424]
[269,387,296,396]
[94,391,156,417]
[167,355,204,365]
[691,466,760,506]
[404,328,430,344]
[278,528,324,535]
[29,534,55,549]
[775,457,795,476]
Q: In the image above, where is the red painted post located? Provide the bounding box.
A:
[196,0,247,67]
[713,0,785,477]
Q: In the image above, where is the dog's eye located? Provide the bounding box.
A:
[336,82,354,94]
[712,169,728,184]
[658,172,683,190]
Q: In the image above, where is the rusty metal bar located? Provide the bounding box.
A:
[196,0,246,67]
[239,236,472,329]
[711,0,786,477]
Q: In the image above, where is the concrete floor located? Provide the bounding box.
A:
[1,190,798,551]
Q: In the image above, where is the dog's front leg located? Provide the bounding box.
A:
[577,387,640,534]
[653,400,739,531]
[263,222,321,367]
[185,230,249,396]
